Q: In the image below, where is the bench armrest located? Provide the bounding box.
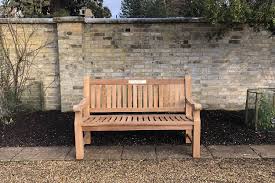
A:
[185,98,202,111]
[185,98,202,122]
[73,98,88,112]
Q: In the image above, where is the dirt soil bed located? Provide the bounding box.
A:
[0,110,274,147]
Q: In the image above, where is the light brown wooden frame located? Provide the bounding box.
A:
[73,76,202,160]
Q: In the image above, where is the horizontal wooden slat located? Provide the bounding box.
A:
[82,113,193,132]
[83,125,193,131]
[90,107,185,113]
[89,79,185,85]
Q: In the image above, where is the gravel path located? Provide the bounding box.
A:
[0,159,274,183]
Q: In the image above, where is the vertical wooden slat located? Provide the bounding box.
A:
[159,85,164,107]
[90,85,96,108]
[111,85,117,108]
[174,84,180,107]
[179,83,185,107]
[143,85,148,108]
[128,85,132,108]
[95,85,101,108]
[148,85,153,108]
[101,85,107,108]
[122,85,127,108]
[169,84,175,107]
[133,85,138,108]
[138,85,142,108]
[153,85,158,108]
[185,76,192,119]
[163,85,169,107]
[117,85,122,108]
[106,85,112,108]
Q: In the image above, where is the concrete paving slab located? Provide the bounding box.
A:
[65,146,123,160]
[122,145,156,160]
[156,145,212,160]
[250,145,275,159]
[12,147,71,161]
[0,147,23,161]
[208,145,260,159]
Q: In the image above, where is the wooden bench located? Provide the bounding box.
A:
[73,76,202,159]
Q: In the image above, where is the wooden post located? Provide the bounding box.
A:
[185,76,192,120]
[75,112,84,160]
[192,110,201,158]
[83,76,91,144]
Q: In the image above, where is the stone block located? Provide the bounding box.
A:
[156,145,212,160]
[0,147,23,161]
[250,145,275,159]
[66,146,123,160]
[13,147,71,161]
[208,145,260,159]
[122,145,156,160]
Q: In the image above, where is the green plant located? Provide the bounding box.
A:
[120,0,275,33]
[258,94,275,130]
[203,0,275,33]
[52,9,70,17]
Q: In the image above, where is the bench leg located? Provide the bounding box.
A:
[192,124,201,158]
[75,124,84,160]
[84,131,92,145]
[185,130,192,144]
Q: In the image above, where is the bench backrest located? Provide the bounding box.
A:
[83,76,192,113]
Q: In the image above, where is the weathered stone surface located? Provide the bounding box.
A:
[208,145,260,159]
[1,18,275,112]
[156,145,212,159]
[250,145,275,159]
[66,146,123,160]
[0,147,23,161]
[12,147,71,161]
[122,145,156,160]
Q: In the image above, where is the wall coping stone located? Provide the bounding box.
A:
[0,17,206,24]
[53,16,85,23]
[85,17,206,24]
[0,18,54,24]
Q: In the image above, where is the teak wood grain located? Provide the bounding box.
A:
[73,76,201,160]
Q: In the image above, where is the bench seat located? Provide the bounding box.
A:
[82,114,194,131]
[74,76,202,159]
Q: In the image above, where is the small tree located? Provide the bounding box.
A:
[0,22,50,121]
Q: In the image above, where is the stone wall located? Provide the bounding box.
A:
[1,17,274,112]
[0,19,60,110]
